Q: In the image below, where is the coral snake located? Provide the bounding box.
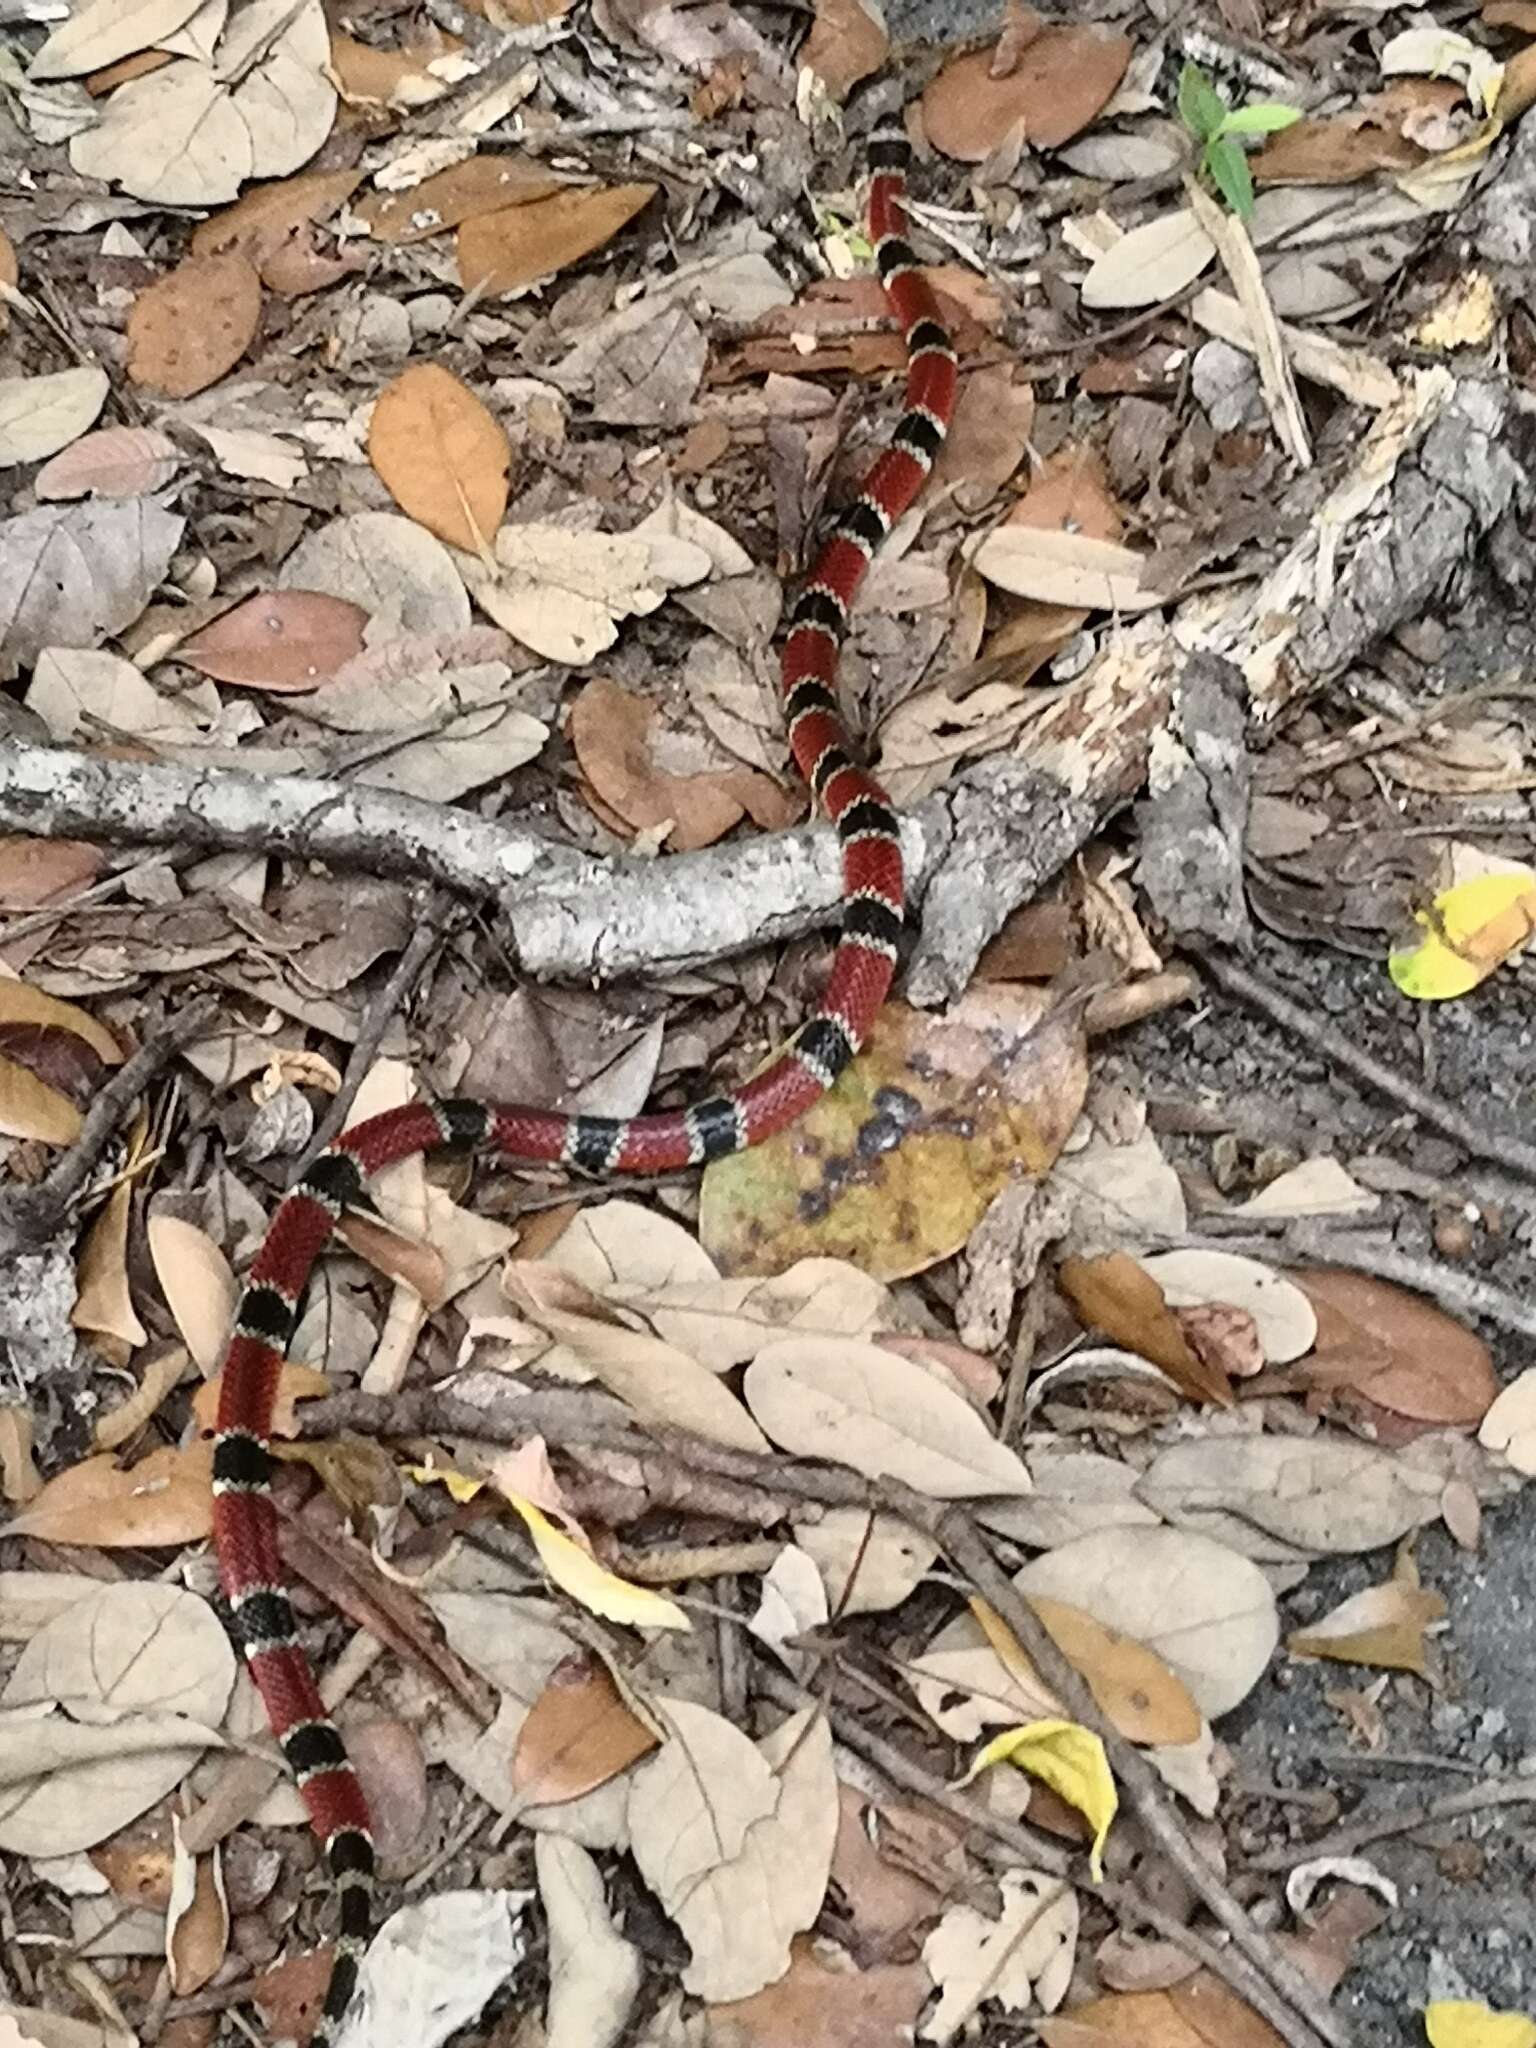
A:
[212,122,956,2044]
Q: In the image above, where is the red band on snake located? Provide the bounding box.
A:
[213,124,955,2045]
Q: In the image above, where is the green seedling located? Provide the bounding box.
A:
[1176,61,1302,221]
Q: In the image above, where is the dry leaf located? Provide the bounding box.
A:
[1132,1250,1317,1365]
[1080,210,1216,312]
[512,1651,659,1807]
[1478,1367,1536,1474]
[1135,1436,1443,1557]
[1016,1528,1279,1719]
[465,522,710,663]
[458,183,656,296]
[0,367,109,467]
[191,166,363,284]
[166,1820,228,1996]
[921,1868,1077,2037]
[6,1443,213,1549]
[368,363,511,555]
[1036,1972,1288,2047]
[744,1338,1031,1497]
[30,0,204,79]
[959,1720,1116,1878]
[0,1582,234,1858]
[33,424,181,501]
[972,526,1161,612]
[1287,1551,1447,1676]
[569,675,794,851]
[356,157,566,243]
[627,1702,837,2002]
[178,590,369,690]
[1294,1267,1499,1424]
[798,0,888,102]
[977,1594,1202,1747]
[539,1834,643,2048]
[146,1214,237,1374]
[705,1939,930,2048]
[923,20,1133,160]
[73,1177,149,1356]
[126,254,262,399]
[0,497,185,681]
[1058,1253,1233,1407]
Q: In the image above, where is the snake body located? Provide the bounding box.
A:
[213,123,955,2044]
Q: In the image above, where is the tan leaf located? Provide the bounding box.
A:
[539,1834,643,2048]
[0,368,109,467]
[465,523,710,664]
[512,1651,659,1808]
[328,29,456,109]
[798,0,888,102]
[368,363,511,554]
[0,836,102,906]
[1079,210,1216,312]
[74,1179,149,1355]
[0,1054,83,1145]
[3,1443,213,1548]
[126,253,262,399]
[147,1214,238,1375]
[1016,1528,1279,1720]
[166,1820,228,1996]
[1133,1250,1317,1366]
[1287,1552,1447,1676]
[922,1868,1077,2034]
[178,590,369,689]
[190,167,363,287]
[922,19,1132,160]
[30,0,203,79]
[70,62,253,205]
[457,183,656,296]
[743,1337,1032,1498]
[34,425,181,501]
[1036,1973,1288,2047]
[981,1594,1203,1747]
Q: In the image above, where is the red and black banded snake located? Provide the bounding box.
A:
[212,122,956,2044]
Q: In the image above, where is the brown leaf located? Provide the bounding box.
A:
[178,590,370,690]
[368,362,511,554]
[347,1718,429,1862]
[74,1176,148,1356]
[457,183,656,297]
[190,168,363,293]
[329,28,459,108]
[251,1948,335,2046]
[512,1650,659,1806]
[1252,111,1426,185]
[355,157,566,243]
[922,19,1133,161]
[0,836,101,908]
[34,424,181,501]
[1287,1550,1447,1676]
[1293,1267,1498,1424]
[932,364,1035,511]
[798,0,889,102]
[1058,1252,1234,1407]
[1037,1972,1287,2047]
[0,224,15,290]
[570,675,795,851]
[705,1937,930,2047]
[167,1833,228,1996]
[0,1052,84,1144]
[983,446,1126,682]
[5,1442,214,1547]
[126,254,262,399]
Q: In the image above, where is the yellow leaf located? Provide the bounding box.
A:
[958,1718,1116,1879]
[504,1491,692,1632]
[405,1460,486,1504]
[1425,2001,1536,2048]
[1389,869,1536,1000]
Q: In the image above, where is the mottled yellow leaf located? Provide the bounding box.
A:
[1389,868,1536,999]
[504,1492,691,1631]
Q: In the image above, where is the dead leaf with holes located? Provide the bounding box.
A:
[178,591,370,690]
[368,363,511,555]
[569,675,796,851]
[923,1869,1077,2036]
[922,13,1132,161]
[702,985,1087,1280]
[463,522,711,664]
[458,183,656,296]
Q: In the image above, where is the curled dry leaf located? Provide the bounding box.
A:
[570,675,795,852]
[347,1718,430,1864]
[465,522,710,664]
[1287,1554,1447,1677]
[921,1868,1078,2036]
[1016,1527,1279,1720]
[702,986,1088,1281]
[333,1892,529,2048]
[922,15,1133,161]
[0,366,109,467]
[368,363,511,555]
[33,424,181,501]
[126,253,263,399]
[744,1337,1032,1498]
[458,183,657,296]
[178,590,370,690]
[166,1819,228,1997]
[1293,1267,1499,1425]
[1479,1367,1536,1474]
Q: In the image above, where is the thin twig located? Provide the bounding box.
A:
[1243,1778,1536,1873]
[301,892,459,1167]
[1198,946,1536,1187]
[0,1000,216,1252]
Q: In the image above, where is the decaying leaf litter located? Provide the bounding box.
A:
[5,0,1536,2041]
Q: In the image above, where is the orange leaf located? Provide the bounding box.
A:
[922,21,1132,162]
[367,362,510,554]
[512,1651,659,1805]
[1058,1252,1234,1407]
[355,157,566,243]
[126,254,262,400]
[457,183,655,296]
